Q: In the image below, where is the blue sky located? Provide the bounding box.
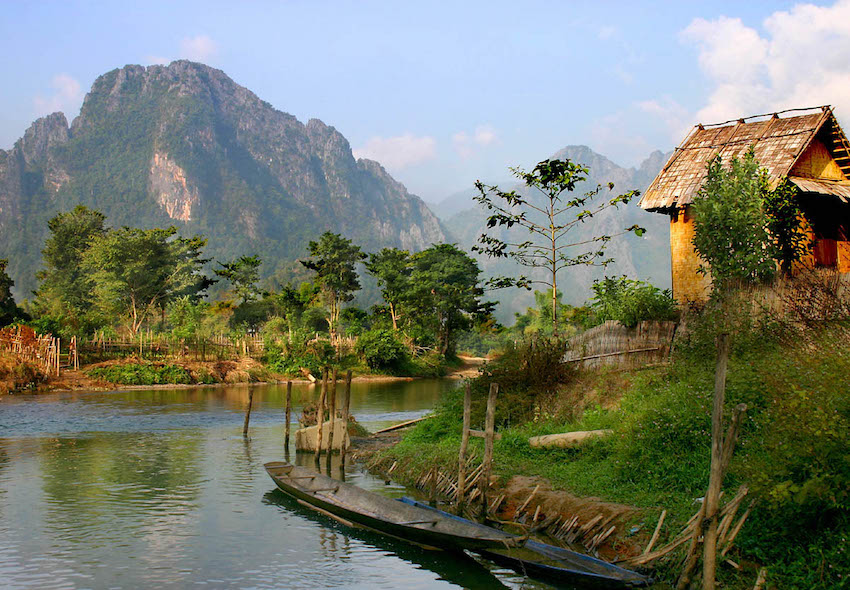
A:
[2,0,848,203]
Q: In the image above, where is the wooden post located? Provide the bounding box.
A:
[242,388,254,437]
[429,463,438,507]
[327,368,338,457]
[456,382,472,511]
[703,332,730,590]
[284,381,293,450]
[315,368,328,465]
[480,382,498,517]
[340,370,353,468]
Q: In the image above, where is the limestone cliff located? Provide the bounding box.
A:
[0,61,446,296]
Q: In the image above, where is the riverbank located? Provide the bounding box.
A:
[2,354,487,395]
[363,324,850,590]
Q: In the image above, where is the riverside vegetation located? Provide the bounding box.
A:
[375,151,848,589]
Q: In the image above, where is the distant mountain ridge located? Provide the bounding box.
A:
[0,61,445,298]
[442,145,672,323]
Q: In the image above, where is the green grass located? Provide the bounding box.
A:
[87,363,197,385]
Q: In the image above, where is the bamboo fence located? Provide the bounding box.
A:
[565,320,677,371]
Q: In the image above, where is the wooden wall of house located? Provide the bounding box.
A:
[669,205,711,304]
[790,139,847,181]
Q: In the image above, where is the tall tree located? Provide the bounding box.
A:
[408,244,491,356]
[0,259,18,327]
[300,232,366,339]
[365,248,411,331]
[82,227,212,335]
[35,206,107,321]
[214,255,263,304]
[473,158,643,335]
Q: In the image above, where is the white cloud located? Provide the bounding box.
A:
[598,26,617,40]
[179,35,217,62]
[353,134,437,169]
[452,125,499,159]
[680,1,850,124]
[638,96,692,142]
[33,73,83,117]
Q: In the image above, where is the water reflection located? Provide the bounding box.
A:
[262,490,510,590]
[0,380,553,589]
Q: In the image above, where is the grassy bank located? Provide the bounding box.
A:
[85,358,278,386]
[378,323,850,589]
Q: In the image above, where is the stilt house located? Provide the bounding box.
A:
[640,105,850,303]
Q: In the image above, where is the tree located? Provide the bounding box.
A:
[691,150,777,291]
[82,227,212,335]
[765,179,810,277]
[299,232,366,339]
[0,259,19,327]
[35,206,107,326]
[364,248,411,331]
[214,255,263,304]
[474,158,643,335]
[407,244,491,356]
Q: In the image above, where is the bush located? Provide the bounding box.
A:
[588,276,677,328]
[87,363,193,385]
[476,337,573,426]
[356,329,407,371]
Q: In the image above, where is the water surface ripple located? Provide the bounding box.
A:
[0,381,552,589]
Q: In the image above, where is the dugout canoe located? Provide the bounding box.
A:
[263,461,520,551]
[399,497,653,589]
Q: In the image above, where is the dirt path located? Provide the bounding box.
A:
[448,355,487,379]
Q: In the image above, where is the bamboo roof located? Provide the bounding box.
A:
[639,106,850,212]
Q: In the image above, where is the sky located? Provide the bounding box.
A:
[1,0,849,204]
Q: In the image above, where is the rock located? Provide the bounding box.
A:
[295,419,350,452]
[528,429,613,449]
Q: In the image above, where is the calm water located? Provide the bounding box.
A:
[0,380,553,589]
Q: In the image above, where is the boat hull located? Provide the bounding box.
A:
[264,461,517,552]
[399,497,653,589]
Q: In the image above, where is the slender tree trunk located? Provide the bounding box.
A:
[390,302,398,331]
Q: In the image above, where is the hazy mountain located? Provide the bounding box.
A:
[0,61,445,298]
[443,145,672,323]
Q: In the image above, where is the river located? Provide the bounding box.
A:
[0,380,554,589]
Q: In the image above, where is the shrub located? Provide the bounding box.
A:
[588,276,677,328]
[476,337,573,426]
[356,329,407,371]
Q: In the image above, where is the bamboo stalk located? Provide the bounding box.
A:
[456,382,472,511]
[480,382,498,516]
[284,381,292,450]
[242,388,254,437]
[340,370,352,467]
[315,369,328,464]
[327,368,338,460]
[702,331,731,590]
[643,510,667,555]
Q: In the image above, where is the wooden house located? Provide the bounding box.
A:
[640,105,850,303]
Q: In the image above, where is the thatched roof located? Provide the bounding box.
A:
[640,106,850,212]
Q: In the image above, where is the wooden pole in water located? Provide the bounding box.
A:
[340,370,352,469]
[702,332,730,590]
[315,368,328,465]
[284,381,293,449]
[327,368,338,459]
[242,388,254,437]
[456,382,472,511]
[480,382,498,517]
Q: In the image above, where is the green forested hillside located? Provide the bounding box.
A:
[0,61,445,300]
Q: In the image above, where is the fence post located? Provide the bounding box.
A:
[480,382,498,517]
[456,382,472,513]
[340,370,352,471]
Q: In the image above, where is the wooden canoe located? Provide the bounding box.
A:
[399,497,654,589]
[263,461,520,552]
